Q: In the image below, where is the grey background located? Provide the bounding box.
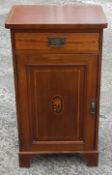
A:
[0,0,112,174]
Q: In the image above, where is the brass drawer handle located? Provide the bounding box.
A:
[48,37,65,47]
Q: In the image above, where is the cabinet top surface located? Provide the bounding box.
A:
[5,5,107,29]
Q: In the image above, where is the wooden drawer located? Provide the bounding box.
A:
[15,32,99,53]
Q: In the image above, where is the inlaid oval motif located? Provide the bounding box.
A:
[51,96,63,113]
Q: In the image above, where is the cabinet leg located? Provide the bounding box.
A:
[19,153,35,168]
[82,152,99,166]
[19,151,98,167]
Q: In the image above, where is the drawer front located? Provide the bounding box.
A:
[15,32,99,53]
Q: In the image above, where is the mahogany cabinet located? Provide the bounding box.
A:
[5,5,107,167]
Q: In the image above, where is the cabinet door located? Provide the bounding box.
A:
[16,54,97,152]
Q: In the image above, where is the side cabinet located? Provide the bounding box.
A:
[5,5,107,167]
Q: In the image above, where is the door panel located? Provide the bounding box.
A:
[17,54,97,151]
[28,65,85,141]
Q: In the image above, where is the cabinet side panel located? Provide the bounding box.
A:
[11,30,31,151]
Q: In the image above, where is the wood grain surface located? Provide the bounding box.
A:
[5,5,107,29]
[15,32,99,53]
